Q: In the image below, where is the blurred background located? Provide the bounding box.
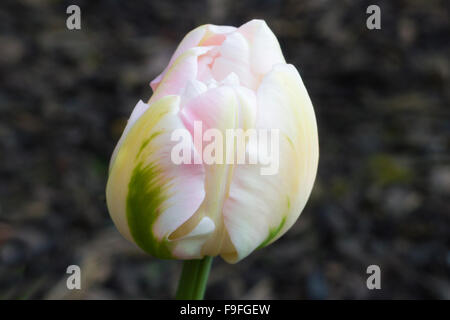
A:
[0,0,448,299]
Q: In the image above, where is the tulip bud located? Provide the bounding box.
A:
[106,19,319,263]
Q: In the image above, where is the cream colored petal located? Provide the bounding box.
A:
[106,95,206,259]
[221,64,318,263]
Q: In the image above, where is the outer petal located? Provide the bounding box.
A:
[106,95,207,259]
[221,64,319,263]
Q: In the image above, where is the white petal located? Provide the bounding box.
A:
[180,80,208,108]
[219,31,250,64]
[150,47,215,103]
[171,217,216,259]
[220,72,240,86]
[238,19,285,76]
[212,56,259,90]
[150,26,207,91]
[151,25,235,90]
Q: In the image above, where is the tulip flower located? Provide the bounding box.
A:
[106,19,319,299]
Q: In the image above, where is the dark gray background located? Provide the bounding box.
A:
[0,0,448,299]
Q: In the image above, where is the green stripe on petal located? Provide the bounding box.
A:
[127,160,173,259]
[257,216,287,249]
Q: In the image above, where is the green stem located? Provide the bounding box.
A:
[176,256,213,300]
